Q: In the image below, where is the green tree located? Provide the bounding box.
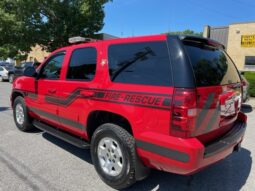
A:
[0,0,111,59]
[167,29,203,36]
[244,72,255,97]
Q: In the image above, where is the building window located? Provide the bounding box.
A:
[245,56,255,70]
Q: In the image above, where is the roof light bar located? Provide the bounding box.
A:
[68,36,95,44]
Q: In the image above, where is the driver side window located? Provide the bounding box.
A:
[40,53,65,80]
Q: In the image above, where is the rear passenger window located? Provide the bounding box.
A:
[67,47,97,80]
[108,41,172,86]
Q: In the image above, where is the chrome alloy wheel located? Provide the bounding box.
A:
[97,137,124,176]
[15,103,24,125]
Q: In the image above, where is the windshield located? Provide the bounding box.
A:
[183,40,240,87]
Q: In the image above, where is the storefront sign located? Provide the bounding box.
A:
[241,34,255,47]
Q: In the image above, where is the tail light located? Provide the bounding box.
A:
[171,88,197,138]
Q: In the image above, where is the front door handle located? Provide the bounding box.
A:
[48,89,57,94]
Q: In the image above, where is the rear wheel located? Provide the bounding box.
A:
[13,96,34,131]
[91,123,138,189]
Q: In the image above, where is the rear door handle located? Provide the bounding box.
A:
[48,89,56,94]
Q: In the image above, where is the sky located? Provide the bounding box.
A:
[100,0,255,37]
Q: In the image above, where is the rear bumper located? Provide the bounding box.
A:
[136,113,247,175]
[204,121,245,158]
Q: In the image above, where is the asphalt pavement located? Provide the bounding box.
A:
[0,82,254,191]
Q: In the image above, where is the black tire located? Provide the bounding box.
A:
[9,74,14,83]
[13,96,34,131]
[91,123,137,189]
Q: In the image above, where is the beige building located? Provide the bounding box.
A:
[24,33,117,64]
[26,45,49,63]
[204,21,255,71]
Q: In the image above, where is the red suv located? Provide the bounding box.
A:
[11,34,247,189]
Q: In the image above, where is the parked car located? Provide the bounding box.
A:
[11,35,247,189]
[240,72,250,102]
[0,64,15,82]
[14,62,41,80]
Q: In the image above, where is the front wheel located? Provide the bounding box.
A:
[13,96,34,131]
[91,123,138,189]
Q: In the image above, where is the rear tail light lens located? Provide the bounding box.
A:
[171,88,197,138]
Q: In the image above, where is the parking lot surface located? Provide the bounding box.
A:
[0,82,254,191]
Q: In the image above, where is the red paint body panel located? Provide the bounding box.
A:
[11,34,247,175]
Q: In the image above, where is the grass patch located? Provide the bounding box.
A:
[244,72,255,97]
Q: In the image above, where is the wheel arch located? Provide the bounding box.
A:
[11,90,24,107]
[86,110,134,141]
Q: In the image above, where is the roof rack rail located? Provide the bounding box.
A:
[68,36,97,44]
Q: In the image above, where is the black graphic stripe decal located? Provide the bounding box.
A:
[204,102,220,133]
[46,89,81,106]
[12,89,38,100]
[27,92,38,99]
[45,88,172,110]
[136,140,190,163]
[87,88,172,97]
[90,98,170,110]
[29,107,84,130]
[195,93,215,130]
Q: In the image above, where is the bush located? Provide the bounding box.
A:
[244,72,255,97]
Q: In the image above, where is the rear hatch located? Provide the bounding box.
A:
[182,37,242,144]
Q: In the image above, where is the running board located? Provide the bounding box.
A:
[33,120,90,149]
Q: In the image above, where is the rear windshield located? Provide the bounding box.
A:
[183,40,240,87]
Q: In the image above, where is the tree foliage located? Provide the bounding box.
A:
[244,72,255,97]
[0,0,111,59]
[167,29,203,36]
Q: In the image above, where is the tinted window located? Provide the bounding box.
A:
[41,53,65,79]
[0,67,3,71]
[183,41,240,86]
[108,41,172,86]
[67,47,97,80]
[244,56,255,70]
[245,56,255,66]
[21,62,33,68]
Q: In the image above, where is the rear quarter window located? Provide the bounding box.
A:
[183,40,240,87]
[108,41,172,86]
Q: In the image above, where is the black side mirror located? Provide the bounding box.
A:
[24,66,37,77]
